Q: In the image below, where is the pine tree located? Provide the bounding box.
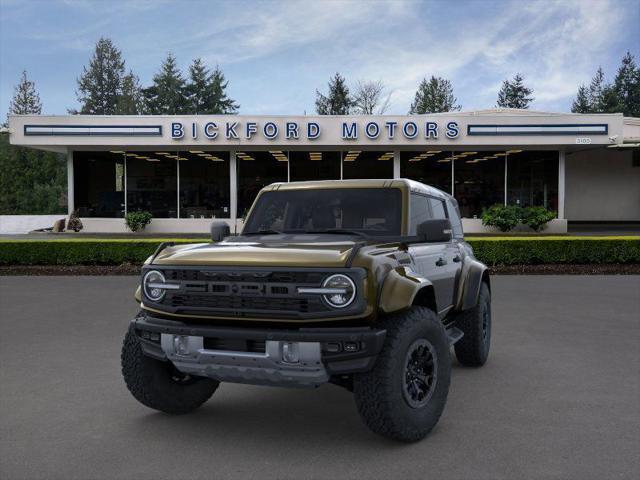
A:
[600,84,623,113]
[613,51,640,117]
[8,70,42,116]
[496,74,534,109]
[409,76,460,114]
[315,73,353,115]
[116,71,144,114]
[186,58,209,114]
[75,37,126,114]
[571,85,591,113]
[207,65,239,114]
[587,67,607,112]
[185,59,239,114]
[143,53,188,114]
[1,72,66,214]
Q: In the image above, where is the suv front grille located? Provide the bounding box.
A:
[147,267,364,320]
[170,294,318,313]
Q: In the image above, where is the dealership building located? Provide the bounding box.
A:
[7,109,640,233]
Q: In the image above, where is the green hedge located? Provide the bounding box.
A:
[0,237,639,266]
[0,239,199,266]
[467,237,640,266]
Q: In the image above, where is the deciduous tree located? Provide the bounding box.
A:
[353,80,391,114]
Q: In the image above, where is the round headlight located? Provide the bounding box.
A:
[322,274,356,308]
[143,270,166,302]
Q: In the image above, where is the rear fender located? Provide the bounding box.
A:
[379,266,436,314]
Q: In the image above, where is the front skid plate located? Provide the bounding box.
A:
[161,334,330,388]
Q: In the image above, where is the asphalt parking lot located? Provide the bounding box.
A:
[1,275,638,480]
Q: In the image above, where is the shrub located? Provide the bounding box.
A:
[481,204,556,232]
[481,205,520,232]
[125,211,152,232]
[66,210,83,232]
[521,206,556,232]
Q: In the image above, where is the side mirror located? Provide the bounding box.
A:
[417,219,452,243]
[210,220,230,242]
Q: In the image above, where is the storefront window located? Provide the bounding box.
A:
[507,150,558,212]
[237,150,288,217]
[126,152,177,218]
[453,151,505,218]
[401,151,452,193]
[289,151,340,182]
[73,151,125,217]
[342,150,394,179]
[178,151,230,218]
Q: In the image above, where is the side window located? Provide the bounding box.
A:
[409,193,432,234]
[429,198,447,220]
[446,198,464,238]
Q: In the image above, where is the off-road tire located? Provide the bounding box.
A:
[353,306,451,442]
[121,326,219,414]
[454,282,491,367]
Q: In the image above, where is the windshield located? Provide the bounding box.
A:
[243,188,402,236]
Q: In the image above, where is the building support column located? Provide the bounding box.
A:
[393,150,401,178]
[123,155,127,216]
[558,149,566,219]
[504,154,508,206]
[451,153,455,195]
[176,158,180,219]
[66,149,74,216]
[230,149,238,232]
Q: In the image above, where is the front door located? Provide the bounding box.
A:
[409,242,458,314]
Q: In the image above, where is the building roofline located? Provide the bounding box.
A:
[5,110,628,119]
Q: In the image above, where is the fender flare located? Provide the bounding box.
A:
[457,258,490,311]
[379,266,437,314]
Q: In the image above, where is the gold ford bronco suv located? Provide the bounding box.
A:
[122,179,491,442]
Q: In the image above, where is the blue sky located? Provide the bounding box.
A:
[1,0,638,117]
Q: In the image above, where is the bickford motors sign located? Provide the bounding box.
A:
[171,119,461,141]
[12,114,616,148]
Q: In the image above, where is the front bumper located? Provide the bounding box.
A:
[132,313,386,388]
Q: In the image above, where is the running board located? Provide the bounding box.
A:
[447,327,464,345]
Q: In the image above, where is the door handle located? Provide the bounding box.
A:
[436,257,447,267]
[453,255,461,263]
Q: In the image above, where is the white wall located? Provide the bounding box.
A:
[462,218,568,234]
[0,215,66,234]
[565,149,640,221]
[80,218,243,234]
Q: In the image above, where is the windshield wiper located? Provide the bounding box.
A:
[242,229,284,235]
[303,229,369,239]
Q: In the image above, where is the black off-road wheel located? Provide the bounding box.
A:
[121,326,219,414]
[454,282,491,367]
[353,306,451,442]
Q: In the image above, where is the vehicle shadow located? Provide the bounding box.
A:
[126,370,462,450]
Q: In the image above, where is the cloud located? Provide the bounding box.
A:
[1,0,637,115]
